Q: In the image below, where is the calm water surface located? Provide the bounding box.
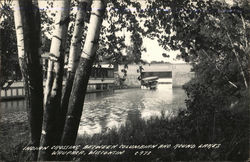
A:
[0,84,187,135]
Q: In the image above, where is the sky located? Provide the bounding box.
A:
[141,38,182,63]
[122,26,182,63]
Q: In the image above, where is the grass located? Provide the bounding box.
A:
[0,106,248,161]
[0,120,30,162]
[75,107,249,162]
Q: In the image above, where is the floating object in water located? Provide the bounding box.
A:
[141,76,159,90]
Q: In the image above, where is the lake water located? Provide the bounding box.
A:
[0,84,187,135]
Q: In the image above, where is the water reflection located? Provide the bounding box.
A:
[78,84,186,135]
[0,84,187,135]
[0,100,26,113]
[0,100,27,123]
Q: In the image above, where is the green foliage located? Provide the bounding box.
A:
[0,1,53,87]
[41,0,146,66]
[167,0,250,116]
[143,0,249,125]
[96,0,146,65]
[142,0,249,160]
[0,2,22,87]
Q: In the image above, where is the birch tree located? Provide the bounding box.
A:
[58,0,90,141]
[13,1,24,75]
[61,0,107,146]
[13,0,43,160]
[38,0,71,160]
[11,0,141,160]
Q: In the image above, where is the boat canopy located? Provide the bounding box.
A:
[142,76,159,81]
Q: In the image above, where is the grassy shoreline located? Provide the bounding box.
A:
[75,108,248,161]
[0,106,248,161]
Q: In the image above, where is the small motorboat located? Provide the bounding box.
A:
[141,76,159,90]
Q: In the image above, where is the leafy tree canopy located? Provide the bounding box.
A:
[0,1,21,87]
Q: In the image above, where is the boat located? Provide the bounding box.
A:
[141,76,159,90]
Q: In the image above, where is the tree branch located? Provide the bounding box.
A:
[240,14,248,51]
[226,32,248,89]
[201,49,238,89]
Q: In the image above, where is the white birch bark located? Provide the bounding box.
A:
[60,0,107,147]
[67,0,90,73]
[13,1,25,72]
[13,1,44,160]
[81,0,105,60]
[43,1,71,104]
[38,0,71,160]
[57,0,90,147]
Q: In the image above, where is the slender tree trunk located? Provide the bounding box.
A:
[60,0,107,147]
[13,1,25,75]
[226,32,248,89]
[14,0,43,160]
[38,0,71,160]
[240,14,248,51]
[57,0,89,143]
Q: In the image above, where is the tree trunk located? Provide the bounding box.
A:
[38,0,71,161]
[57,0,89,143]
[226,32,248,89]
[60,0,107,147]
[14,0,44,160]
[13,1,25,76]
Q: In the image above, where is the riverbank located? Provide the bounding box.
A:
[74,108,248,161]
[1,107,247,161]
[0,86,248,161]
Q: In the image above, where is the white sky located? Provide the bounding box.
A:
[141,38,182,63]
